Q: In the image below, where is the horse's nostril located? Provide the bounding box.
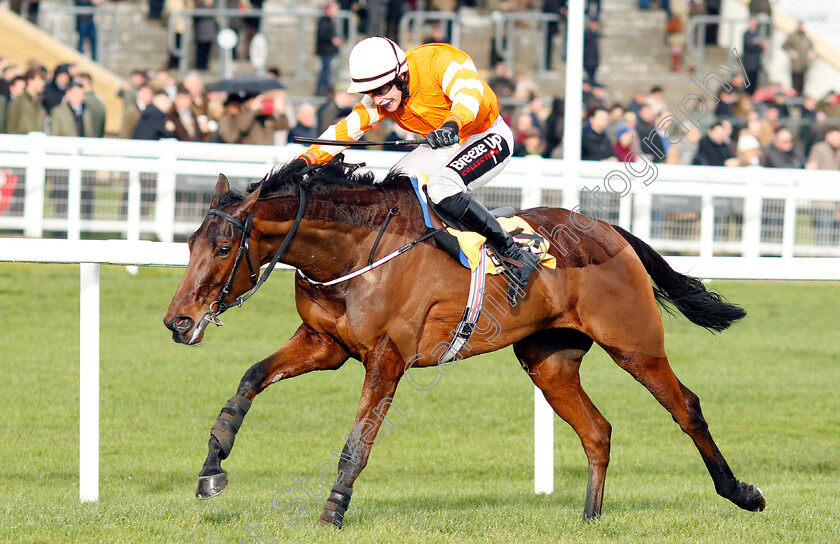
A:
[172,316,194,333]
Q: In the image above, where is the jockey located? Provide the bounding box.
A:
[296,36,539,304]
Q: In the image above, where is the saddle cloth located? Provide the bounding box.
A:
[408,176,556,273]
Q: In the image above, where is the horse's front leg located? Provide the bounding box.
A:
[318,334,406,528]
[197,324,349,499]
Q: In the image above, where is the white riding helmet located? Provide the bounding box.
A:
[346,37,408,94]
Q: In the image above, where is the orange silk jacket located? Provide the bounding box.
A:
[300,43,500,165]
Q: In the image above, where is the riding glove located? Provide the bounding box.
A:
[427,122,460,149]
[287,157,309,171]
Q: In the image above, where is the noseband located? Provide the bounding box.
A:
[201,181,307,327]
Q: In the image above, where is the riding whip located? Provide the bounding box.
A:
[292,137,427,147]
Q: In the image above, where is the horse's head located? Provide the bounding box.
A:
[164,173,263,345]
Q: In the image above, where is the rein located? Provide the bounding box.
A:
[297,171,447,287]
[368,185,399,266]
[201,181,307,327]
[297,226,445,287]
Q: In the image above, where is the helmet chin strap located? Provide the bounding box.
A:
[395,72,410,104]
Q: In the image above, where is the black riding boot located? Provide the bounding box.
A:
[437,192,539,305]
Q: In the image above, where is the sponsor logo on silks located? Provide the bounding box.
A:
[447,134,510,182]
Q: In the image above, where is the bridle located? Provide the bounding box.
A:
[200,181,307,327]
[199,171,445,325]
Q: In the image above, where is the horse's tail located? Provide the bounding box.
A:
[612,225,746,332]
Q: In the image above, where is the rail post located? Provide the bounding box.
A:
[79,262,100,502]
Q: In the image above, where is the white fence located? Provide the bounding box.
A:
[2,133,840,258]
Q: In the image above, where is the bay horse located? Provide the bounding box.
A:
[164,157,765,526]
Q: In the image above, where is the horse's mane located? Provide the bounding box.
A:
[214,155,405,209]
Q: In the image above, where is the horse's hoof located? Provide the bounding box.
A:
[739,482,766,512]
[582,510,601,523]
[316,512,343,529]
[196,472,228,499]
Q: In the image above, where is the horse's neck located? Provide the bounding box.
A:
[254,186,419,281]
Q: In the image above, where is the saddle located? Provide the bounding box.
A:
[426,198,515,263]
[407,177,555,273]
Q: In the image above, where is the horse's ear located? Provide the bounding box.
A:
[237,182,263,217]
[209,174,230,209]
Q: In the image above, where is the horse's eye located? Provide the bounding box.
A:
[216,245,232,257]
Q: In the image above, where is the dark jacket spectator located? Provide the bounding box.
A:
[741,19,765,93]
[798,96,820,155]
[715,87,739,118]
[194,0,218,71]
[121,84,153,139]
[286,102,319,144]
[627,93,645,116]
[762,128,806,168]
[315,2,340,96]
[133,92,176,140]
[316,5,340,58]
[0,65,16,102]
[581,107,613,161]
[43,64,73,113]
[705,0,721,44]
[75,0,100,61]
[11,0,40,24]
[692,123,736,166]
[583,20,600,84]
[770,93,791,118]
[636,104,665,162]
[543,0,567,71]
[542,97,564,159]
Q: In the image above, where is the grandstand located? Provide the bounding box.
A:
[2,0,839,122]
[3,0,835,100]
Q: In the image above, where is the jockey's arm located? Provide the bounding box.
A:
[299,96,386,165]
[435,53,490,137]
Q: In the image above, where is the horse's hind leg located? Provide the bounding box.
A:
[513,328,611,521]
[196,324,349,499]
[605,346,765,512]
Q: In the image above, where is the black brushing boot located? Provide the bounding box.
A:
[437,192,539,305]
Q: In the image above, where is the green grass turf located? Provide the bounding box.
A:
[1,263,838,543]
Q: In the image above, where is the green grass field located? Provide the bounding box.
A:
[1,263,838,543]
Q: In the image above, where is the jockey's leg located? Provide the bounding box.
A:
[434,190,539,305]
[427,119,537,305]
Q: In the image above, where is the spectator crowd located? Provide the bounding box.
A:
[0,0,838,178]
